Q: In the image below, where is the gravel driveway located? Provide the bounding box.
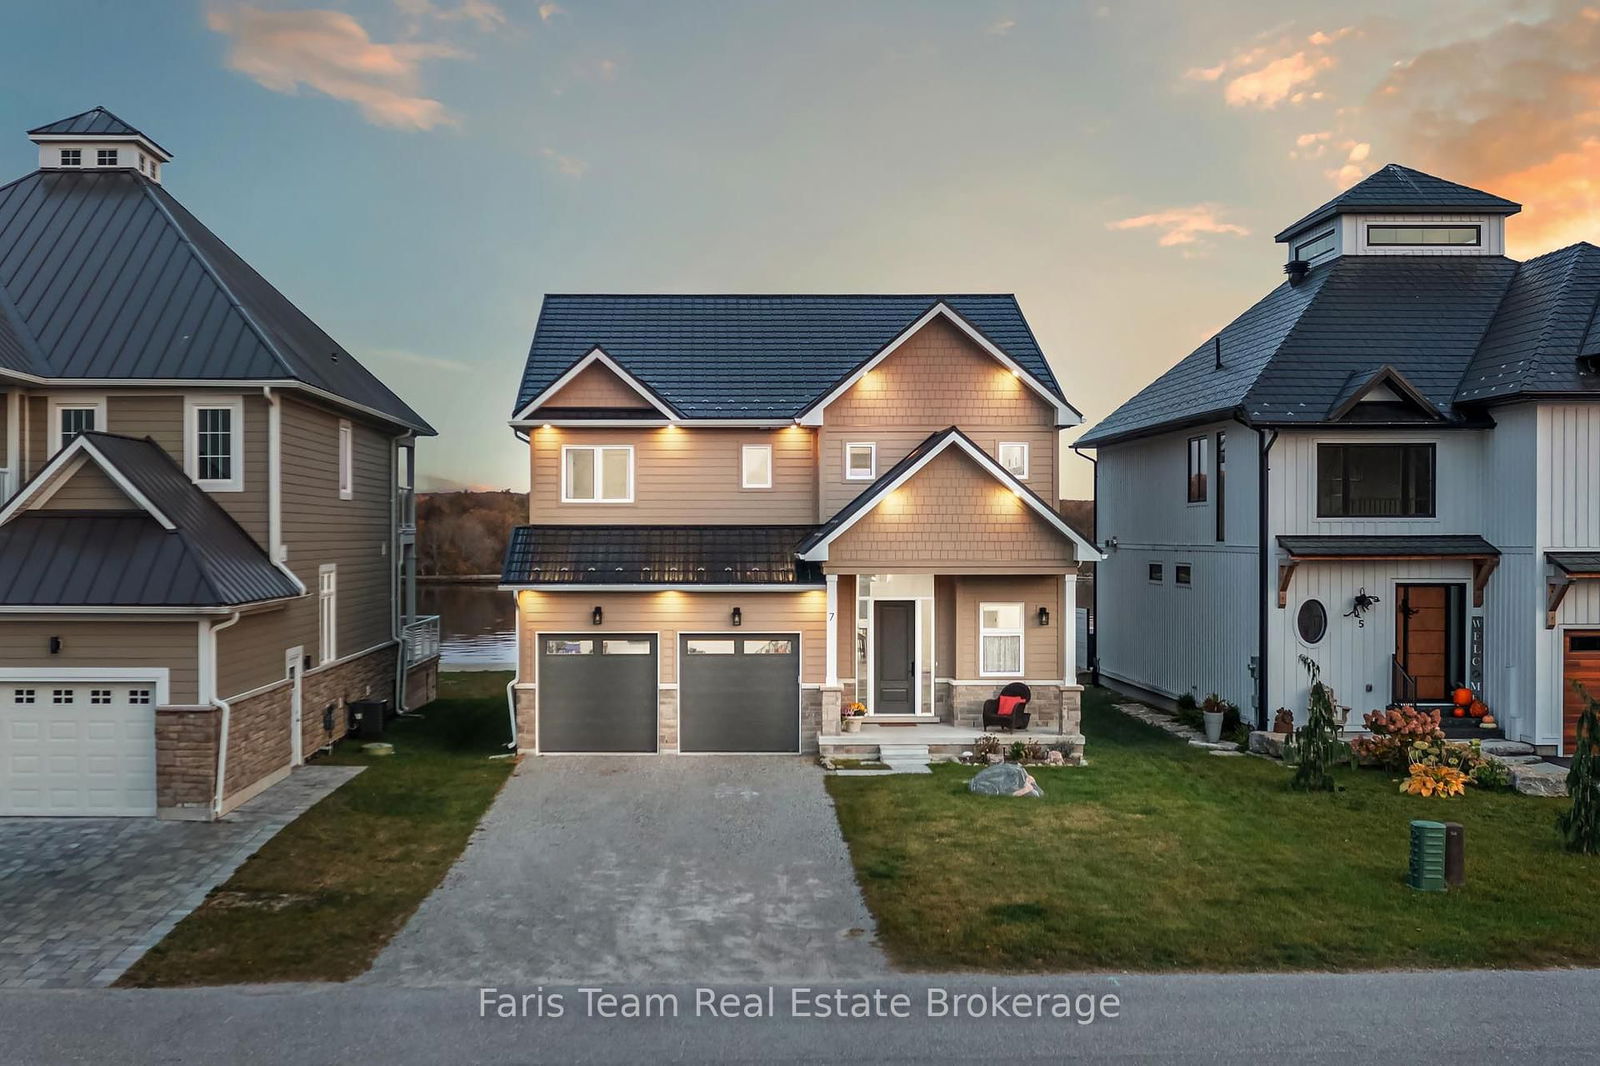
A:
[366,757,886,985]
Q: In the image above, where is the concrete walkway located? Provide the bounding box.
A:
[0,766,361,989]
[366,756,886,985]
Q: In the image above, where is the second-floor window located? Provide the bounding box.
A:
[998,442,1029,480]
[1317,442,1435,518]
[55,403,101,450]
[845,442,876,480]
[337,420,353,500]
[741,444,772,489]
[563,444,633,503]
[186,398,243,491]
[1186,436,1209,503]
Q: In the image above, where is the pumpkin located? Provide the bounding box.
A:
[1453,706,1466,717]
[1453,687,1474,707]
[1468,699,1488,719]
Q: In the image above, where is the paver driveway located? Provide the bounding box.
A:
[0,766,360,988]
[367,757,886,985]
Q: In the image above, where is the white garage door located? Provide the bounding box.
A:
[0,682,158,816]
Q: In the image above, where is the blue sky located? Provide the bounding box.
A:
[2,1,1596,495]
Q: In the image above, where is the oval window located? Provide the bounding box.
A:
[1297,599,1328,644]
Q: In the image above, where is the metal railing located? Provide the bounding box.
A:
[402,614,441,667]
[1391,655,1418,706]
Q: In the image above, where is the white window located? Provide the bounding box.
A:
[128,689,152,705]
[97,149,118,166]
[998,442,1030,480]
[318,565,338,664]
[52,689,74,704]
[59,149,80,167]
[979,602,1025,677]
[13,689,35,704]
[844,442,877,480]
[90,689,112,705]
[337,420,353,500]
[741,444,773,489]
[184,397,243,491]
[51,398,106,451]
[149,161,159,181]
[562,445,633,503]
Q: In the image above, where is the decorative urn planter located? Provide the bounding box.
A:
[842,716,862,734]
[1202,709,1225,743]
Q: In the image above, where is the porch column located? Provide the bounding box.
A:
[1061,573,1077,681]
[825,573,839,686]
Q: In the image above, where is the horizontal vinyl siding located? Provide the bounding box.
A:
[516,588,828,683]
[216,606,295,698]
[38,462,136,510]
[950,575,1064,679]
[527,425,818,525]
[0,619,199,704]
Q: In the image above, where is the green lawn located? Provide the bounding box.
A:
[118,671,513,987]
[826,686,1599,972]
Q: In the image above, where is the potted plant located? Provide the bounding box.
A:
[1202,693,1228,744]
[841,702,866,733]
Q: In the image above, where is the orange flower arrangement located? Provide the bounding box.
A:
[1400,763,1468,798]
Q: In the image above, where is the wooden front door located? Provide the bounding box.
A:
[1396,585,1452,702]
[1563,631,1600,753]
[873,600,915,715]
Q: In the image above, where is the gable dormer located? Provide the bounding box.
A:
[1327,366,1442,423]
[28,107,171,184]
[1276,164,1520,273]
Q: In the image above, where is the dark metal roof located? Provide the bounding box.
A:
[1274,164,1521,242]
[501,524,824,586]
[27,107,169,155]
[1456,242,1600,403]
[515,294,1068,419]
[1548,552,1600,575]
[0,168,432,434]
[1278,534,1499,558]
[0,433,302,607]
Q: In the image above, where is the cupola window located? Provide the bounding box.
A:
[58,148,80,167]
[96,149,118,166]
[1366,225,1479,247]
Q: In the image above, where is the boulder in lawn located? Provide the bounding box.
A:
[968,763,1043,798]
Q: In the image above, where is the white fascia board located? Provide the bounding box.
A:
[0,437,176,530]
[508,418,792,429]
[31,133,173,162]
[511,348,679,422]
[798,432,1103,563]
[499,584,824,593]
[796,302,1081,427]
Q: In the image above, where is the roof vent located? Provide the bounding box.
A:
[1578,353,1600,377]
[1285,259,1311,286]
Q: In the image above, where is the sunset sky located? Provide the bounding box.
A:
[2,0,1598,497]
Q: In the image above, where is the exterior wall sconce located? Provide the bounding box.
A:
[731,607,742,627]
[1037,607,1050,627]
[592,606,603,625]
[49,636,62,654]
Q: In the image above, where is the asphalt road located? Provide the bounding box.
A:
[5,970,1597,1065]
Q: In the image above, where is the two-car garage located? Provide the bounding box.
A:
[535,632,801,754]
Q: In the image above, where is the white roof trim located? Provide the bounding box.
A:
[795,302,1081,428]
[30,133,173,162]
[798,432,1102,562]
[0,437,175,530]
[512,347,679,422]
[500,584,823,592]
[508,418,792,429]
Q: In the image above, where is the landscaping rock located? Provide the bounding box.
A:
[1512,762,1569,797]
[968,763,1043,798]
[1480,739,1537,758]
[1248,731,1291,758]
[1188,739,1239,751]
[1046,750,1065,766]
[1487,754,1544,767]
[1208,749,1245,757]
[361,742,394,757]
[985,753,1004,765]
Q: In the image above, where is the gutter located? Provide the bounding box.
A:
[391,433,413,715]
[1068,443,1100,686]
[209,610,244,818]
[1254,425,1279,731]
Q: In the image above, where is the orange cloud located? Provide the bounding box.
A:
[1188,25,1356,109]
[207,4,463,130]
[1224,52,1332,108]
[1106,205,1251,253]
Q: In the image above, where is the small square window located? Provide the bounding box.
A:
[89,689,112,704]
[128,689,152,704]
[58,405,98,448]
[52,689,74,704]
[59,149,81,167]
[13,689,35,704]
[998,442,1030,480]
[1175,564,1193,587]
[741,444,773,489]
[97,149,118,166]
[845,442,876,480]
[1148,563,1164,583]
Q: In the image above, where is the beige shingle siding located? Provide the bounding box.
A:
[539,362,656,410]
[37,462,136,510]
[0,619,200,703]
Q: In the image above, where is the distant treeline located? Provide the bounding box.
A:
[417,491,528,576]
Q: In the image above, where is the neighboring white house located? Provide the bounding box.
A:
[1077,163,1600,756]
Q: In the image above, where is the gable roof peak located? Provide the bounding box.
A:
[1274,163,1521,243]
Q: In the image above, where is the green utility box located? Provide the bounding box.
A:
[1408,820,1448,892]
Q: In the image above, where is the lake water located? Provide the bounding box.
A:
[419,583,516,670]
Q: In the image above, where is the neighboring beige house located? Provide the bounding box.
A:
[0,109,439,819]
[501,294,1100,757]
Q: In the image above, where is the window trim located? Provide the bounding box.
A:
[1315,441,1437,519]
[978,601,1025,678]
[1148,562,1163,584]
[1294,228,1336,261]
[997,441,1030,480]
[59,148,81,167]
[49,396,107,453]
[318,564,338,665]
[1296,598,1328,646]
[337,420,353,500]
[96,148,119,167]
[1365,223,1481,248]
[183,396,244,492]
[560,444,635,504]
[1174,563,1193,587]
[1186,435,1209,504]
[740,444,773,490]
[844,441,877,481]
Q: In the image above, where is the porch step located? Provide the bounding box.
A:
[1479,739,1536,758]
[876,743,933,774]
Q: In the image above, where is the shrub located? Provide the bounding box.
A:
[1176,692,1198,711]
[1350,705,1444,771]
[1558,684,1600,854]
[1471,760,1511,790]
[1290,656,1344,792]
[1401,763,1468,798]
[972,734,1003,760]
[1021,742,1049,763]
[1007,741,1027,763]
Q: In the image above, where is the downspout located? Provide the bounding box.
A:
[1069,443,1100,687]
[210,611,244,818]
[391,433,413,714]
[1254,425,1279,731]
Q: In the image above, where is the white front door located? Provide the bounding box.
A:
[286,648,304,766]
[0,682,158,816]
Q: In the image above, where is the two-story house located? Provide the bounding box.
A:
[1079,163,1600,756]
[0,109,439,819]
[499,295,1099,757]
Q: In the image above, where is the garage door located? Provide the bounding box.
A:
[679,634,800,753]
[1564,631,1600,754]
[1,682,158,816]
[538,634,658,753]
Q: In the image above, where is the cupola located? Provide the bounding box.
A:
[28,107,171,184]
